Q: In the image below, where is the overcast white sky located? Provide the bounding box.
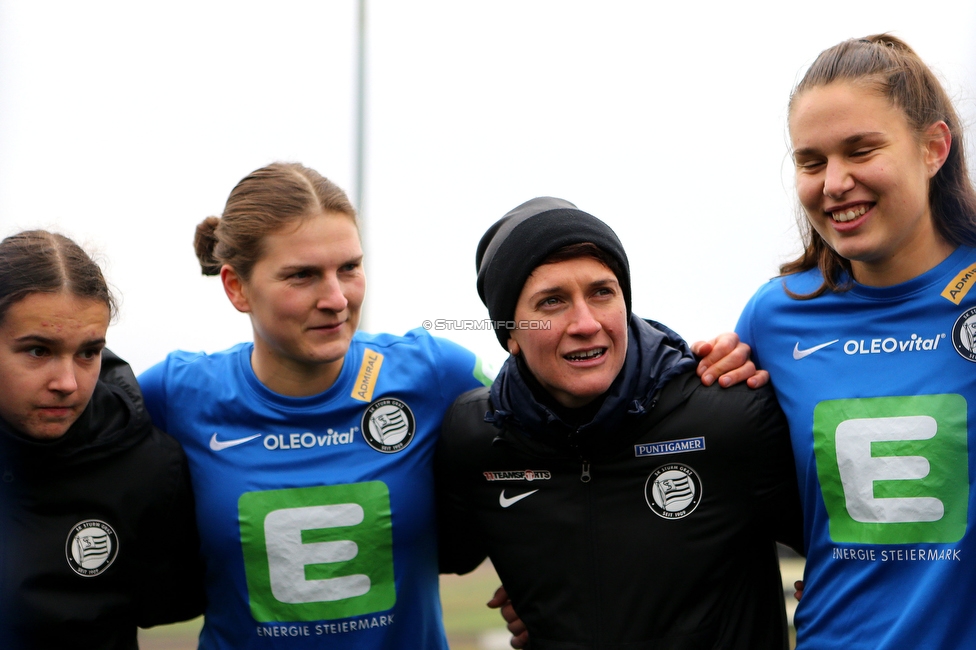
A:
[2,1,975,374]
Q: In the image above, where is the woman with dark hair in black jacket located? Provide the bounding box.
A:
[0,230,204,649]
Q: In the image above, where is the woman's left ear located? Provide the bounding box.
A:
[220,265,252,314]
[924,121,952,177]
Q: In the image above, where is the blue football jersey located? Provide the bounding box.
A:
[140,329,488,649]
[738,246,976,649]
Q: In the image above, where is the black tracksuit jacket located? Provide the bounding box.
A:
[436,318,803,650]
[0,351,204,649]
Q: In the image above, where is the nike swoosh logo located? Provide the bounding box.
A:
[210,433,262,451]
[793,340,839,360]
[499,489,539,508]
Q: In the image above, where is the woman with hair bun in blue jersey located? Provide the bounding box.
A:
[699,34,976,649]
[138,162,492,650]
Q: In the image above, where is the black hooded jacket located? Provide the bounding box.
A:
[0,350,204,649]
[436,316,803,650]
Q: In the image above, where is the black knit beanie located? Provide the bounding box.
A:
[476,197,632,349]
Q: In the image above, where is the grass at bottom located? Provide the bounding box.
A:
[441,559,510,650]
[138,618,202,650]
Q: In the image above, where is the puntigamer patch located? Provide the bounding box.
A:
[635,436,705,457]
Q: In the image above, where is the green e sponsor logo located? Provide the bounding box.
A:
[813,394,968,544]
[238,482,395,622]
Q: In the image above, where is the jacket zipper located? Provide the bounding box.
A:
[579,454,601,644]
[580,460,591,483]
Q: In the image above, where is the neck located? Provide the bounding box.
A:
[852,236,956,287]
[516,356,607,427]
[249,343,345,397]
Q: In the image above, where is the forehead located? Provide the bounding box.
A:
[523,256,616,289]
[789,81,913,147]
[259,211,362,265]
[1,292,110,340]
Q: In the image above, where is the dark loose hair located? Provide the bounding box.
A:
[194,162,358,281]
[782,34,976,296]
[0,230,115,325]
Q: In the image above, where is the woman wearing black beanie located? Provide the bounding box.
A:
[436,198,803,650]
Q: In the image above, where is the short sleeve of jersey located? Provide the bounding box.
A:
[735,278,794,371]
[409,329,492,398]
[139,357,171,432]
[735,291,760,355]
[139,349,220,436]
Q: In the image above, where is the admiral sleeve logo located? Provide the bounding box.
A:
[351,349,384,403]
[941,262,976,304]
[65,520,119,576]
[361,398,415,453]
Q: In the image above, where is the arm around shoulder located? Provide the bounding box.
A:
[136,357,171,431]
[745,386,804,554]
[135,431,206,627]
[435,388,492,575]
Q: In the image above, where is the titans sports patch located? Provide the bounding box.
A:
[483,469,552,482]
[362,397,416,453]
[645,464,702,519]
[65,520,118,577]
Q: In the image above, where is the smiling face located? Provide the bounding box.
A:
[0,292,109,440]
[221,210,365,396]
[509,256,628,408]
[789,81,953,286]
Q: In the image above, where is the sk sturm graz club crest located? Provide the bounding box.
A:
[362,397,416,453]
[65,520,119,576]
[645,464,702,519]
[952,306,976,362]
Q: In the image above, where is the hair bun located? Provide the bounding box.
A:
[194,216,222,276]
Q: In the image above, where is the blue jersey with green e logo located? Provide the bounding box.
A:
[139,329,488,649]
[738,246,976,650]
